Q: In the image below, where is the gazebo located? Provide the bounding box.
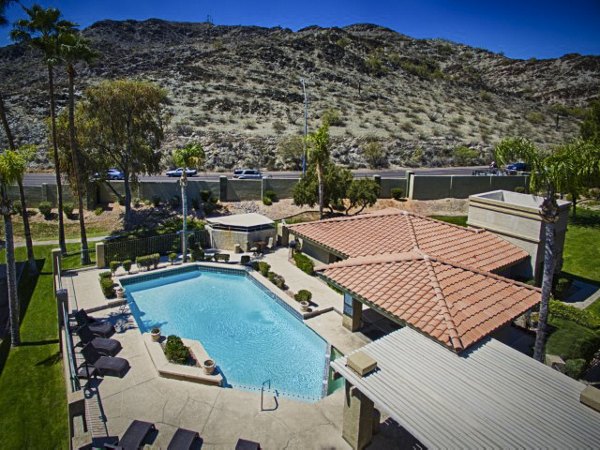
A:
[206,213,276,251]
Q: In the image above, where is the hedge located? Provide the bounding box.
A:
[136,253,160,271]
[564,358,587,379]
[294,289,312,303]
[100,277,115,298]
[293,252,314,275]
[164,335,190,364]
[549,300,600,330]
[258,262,271,277]
[391,188,404,200]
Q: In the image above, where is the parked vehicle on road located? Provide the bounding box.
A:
[506,162,528,174]
[93,168,125,181]
[166,167,198,177]
[234,169,263,179]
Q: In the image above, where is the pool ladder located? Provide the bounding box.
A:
[260,379,279,411]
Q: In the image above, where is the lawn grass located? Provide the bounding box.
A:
[546,317,599,361]
[0,219,112,242]
[430,215,468,227]
[0,245,77,450]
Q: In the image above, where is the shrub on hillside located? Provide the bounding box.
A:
[164,335,190,364]
[38,201,52,219]
[293,252,314,275]
[321,108,344,127]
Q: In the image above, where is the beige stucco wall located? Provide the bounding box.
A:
[207,226,276,251]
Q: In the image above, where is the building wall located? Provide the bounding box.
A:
[411,175,529,200]
[297,238,333,264]
[207,226,276,251]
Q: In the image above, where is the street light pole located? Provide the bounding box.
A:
[300,78,308,176]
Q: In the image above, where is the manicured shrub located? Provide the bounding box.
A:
[262,196,272,206]
[94,206,104,216]
[38,201,52,219]
[169,195,181,209]
[99,271,112,280]
[250,261,259,271]
[100,277,115,298]
[391,188,404,200]
[240,255,251,265]
[136,253,159,270]
[549,300,600,330]
[122,260,132,273]
[191,247,204,262]
[151,253,160,269]
[214,253,230,262]
[11,201,22,215]
[169,253,177,264]
[294,289,312,303]
[564,359,587,379]
[258,261,271,277]
[514,186,526,194]
[293,252,314,275]
[151,195,161,207]
[267,272,285,289]
[264,190,278,202]
[109,261,121,274]
[63,202,75,219]
[164,335,190,364]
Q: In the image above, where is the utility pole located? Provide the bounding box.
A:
[300,78,308,175]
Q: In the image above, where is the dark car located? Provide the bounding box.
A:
[506,162,528,174]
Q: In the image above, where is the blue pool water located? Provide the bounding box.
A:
[123,267,328,401]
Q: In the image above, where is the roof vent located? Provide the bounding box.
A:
[347,351,378,377]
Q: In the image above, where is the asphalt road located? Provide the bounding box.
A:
[22,166,489,186]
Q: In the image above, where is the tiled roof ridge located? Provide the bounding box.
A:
[421,253,465,351]
[314,251,423,271]
[404,212,421,250]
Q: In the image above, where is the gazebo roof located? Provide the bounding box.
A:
[207,213,274,229]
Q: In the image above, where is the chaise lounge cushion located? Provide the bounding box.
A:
[81,344,129,378]
[105,420,156,450]
[74,309,115,338]
[78,325,121,356]
[167,428,199,450]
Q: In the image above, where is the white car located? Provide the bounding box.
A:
[234,169,263,180]
[166,168,198,177]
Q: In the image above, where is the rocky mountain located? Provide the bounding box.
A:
[1,19,598,170]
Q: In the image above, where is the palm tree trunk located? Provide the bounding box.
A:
[0,93,37,272]
[2,190,20,346]
[317,162,324,219]
[533,219,556,362]
[123,172,132,229]
[181,171,188,262]
[571,193,577,218]
[67,65,90,265]
[48,63,67,254]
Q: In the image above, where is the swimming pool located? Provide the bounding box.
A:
[122,265,329,402]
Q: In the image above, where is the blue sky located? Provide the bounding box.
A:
[2,0,599,59]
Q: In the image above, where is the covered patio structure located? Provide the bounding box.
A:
[331,327,600,449]
[206,212,276,252]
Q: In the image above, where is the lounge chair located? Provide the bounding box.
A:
[266,237,274,251]
[236,438,261,450]
[78,325,122,356]
[74,309,115,338]
[167,428,200,450]
[81,343,129,378]
[105,420,156,450]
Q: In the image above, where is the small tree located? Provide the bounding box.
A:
[363,139,388,169]
[346,178,380,215]
[77,79,168,228]
[276,135,304,170]
[293,163,352,215]
[172,143,205,262]
[306,123,332,219]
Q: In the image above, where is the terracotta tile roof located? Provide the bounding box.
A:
[289,208,528,272]
[317,251,541,351]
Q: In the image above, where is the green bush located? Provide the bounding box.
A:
[267,272,285,289]
[240,255,251,265]
[38,201,52,219]
[169,253,177,264]
[264,190,278,202]
[588,187,600,200]
[258,261,271,277]
[191,247,204,262]
[200,190,212,202]
[122,260,132,273]
[151,195,161,207]
[99,271,112,280]
[250,261,259,271]
[214,253,230,262]
[136,253,161,271]
[11,201,22,215]
[554,277,572,299]
[391,188,404,200]
[293,252,314,275]
[564,359,587,379]
[164,335,190,364]
[514,186,526,194]
[294,289,312,303]
[549,300,600,329]
[63,202,75,219]
[169,196,181,209]
[94,206,104,216]
[109,261,121,274]
[321,108,344,127]
[262,196,272,206]
[100,277,115,298]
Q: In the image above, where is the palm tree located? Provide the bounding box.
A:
[495,137,561,362]
[59,30,96,265]
[172,143,205,262]
[11,4,77,254]
[307,123,331,219]
[0,148,28,347]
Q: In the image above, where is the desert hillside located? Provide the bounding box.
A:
[1,20,598,170]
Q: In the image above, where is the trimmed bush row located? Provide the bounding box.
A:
[98,272,115,298]
[136,253,160,271]
[391,187,404,200]
[549,300,600,330]
[293,252,314,275]
[267,271,286,289]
